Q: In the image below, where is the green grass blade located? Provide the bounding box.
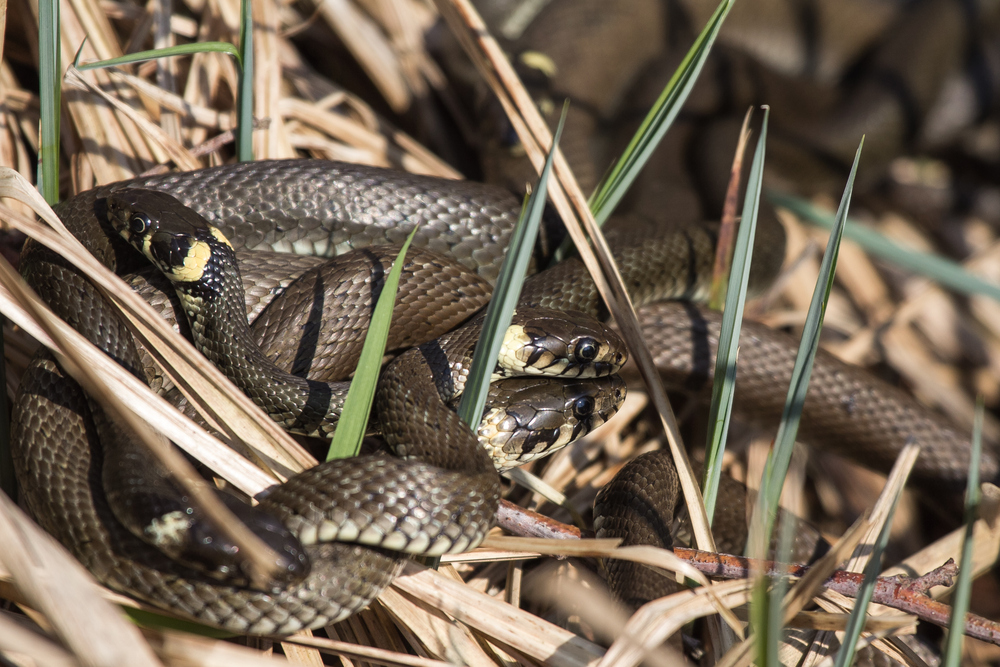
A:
[326,227,420,461]
[588,0,733,224]
[750,138,863,667]
[75,43,242,71]
[702,107,768,523]
[235,0,254,161]
[768,191,1000,303]
[75,16,250,159]
[750,511,799,667]
[748,579,769,667]
[38,0,61,204]
[457,108,567,428]
[122,607,235,638]
[749,138,863,555]
[943,397,984,667]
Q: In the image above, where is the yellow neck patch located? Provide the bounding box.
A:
[139,225,231,284]
[169,239,213,283]
[141,234,213,283]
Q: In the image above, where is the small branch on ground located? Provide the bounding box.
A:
[497,500,1000,646]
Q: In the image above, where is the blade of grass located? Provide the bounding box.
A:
[37,0,60,204]
[588,0,733,224]
[702,107,768,522]
[768,190,1000,303]
[749,138,864,667]
[74,43,242,70]
[326,226,421,461]
[236,0,253,161]
[456,106,567,428]
[73,41,248,167]
[749,138,864,555]
[73,20,251,160]
[943,397,984,667]
[122,608,235,639]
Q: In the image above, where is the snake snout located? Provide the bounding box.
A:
[183,496,312,592]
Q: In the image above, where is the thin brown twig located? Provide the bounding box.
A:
[496,500,1000,646]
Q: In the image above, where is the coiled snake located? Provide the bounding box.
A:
[12,159,996,636]
[12,160,634,633]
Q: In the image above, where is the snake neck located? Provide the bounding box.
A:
[172,242,347,438]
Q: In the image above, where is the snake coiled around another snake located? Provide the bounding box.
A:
[12,159,997,636]
[14,160,636,634]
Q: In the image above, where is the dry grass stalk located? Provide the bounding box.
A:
[0,491,161,667]
[390,560,605,667]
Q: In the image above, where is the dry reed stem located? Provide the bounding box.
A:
[390,561,604,667]
[283,632,452,667]
[0,608,79,667]
[0,492,162,667]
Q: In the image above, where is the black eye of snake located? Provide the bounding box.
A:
[575,338,599,363]
[130,213,151,235]
[573,396,595,418]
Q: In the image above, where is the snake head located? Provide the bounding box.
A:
[473,374,627,471]
[498,307,627,378]
[106,188,235,285]
[176,494,312,592]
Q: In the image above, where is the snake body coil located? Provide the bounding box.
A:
[12,158,996,635]
[12,162,629,633]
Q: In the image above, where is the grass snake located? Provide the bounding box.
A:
[11,159,997,635]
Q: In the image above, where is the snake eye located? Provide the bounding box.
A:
[574,337,599,363]
[573,396,596,418]
[130,213,151,235]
